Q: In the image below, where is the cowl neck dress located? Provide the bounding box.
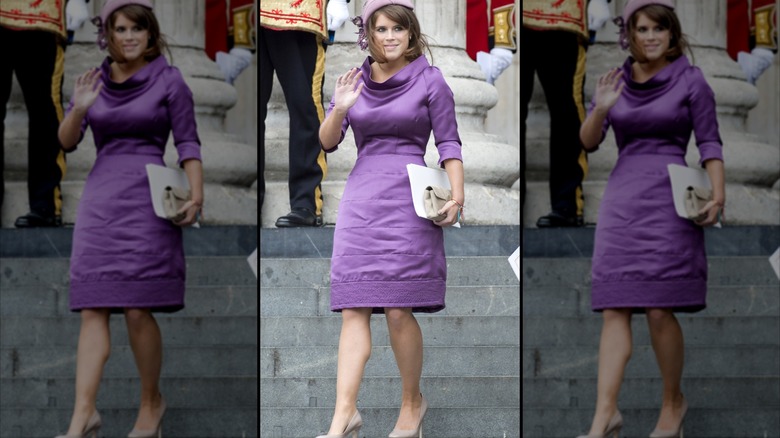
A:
[589,55,724,313]
[324,55,463,314]
[66,55,202,313]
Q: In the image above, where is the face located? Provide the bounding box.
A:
[633,12,671,62]
[111,13,149,62]
[372,13,410,64]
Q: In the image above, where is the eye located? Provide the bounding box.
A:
[394,26,403,32]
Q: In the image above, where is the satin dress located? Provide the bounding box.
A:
[324,55,463,314]
[66,55,201,313]
[589,55,723,313]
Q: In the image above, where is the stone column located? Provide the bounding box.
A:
[262,0,520,227]
[524,0,780,226]
[2,0,257,226]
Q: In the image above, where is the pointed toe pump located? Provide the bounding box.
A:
[127,395,167,438]
[576,410,623,438]
[388,394,428,438]
[649,395,688,438]
[55,410,102,438]
[315,410,363,438]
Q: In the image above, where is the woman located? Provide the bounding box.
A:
[55,0,203,437]
[317,0,464,437]
[577,0,724,437]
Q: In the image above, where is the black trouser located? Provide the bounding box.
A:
[0,26,66,217]
[520,26,588,218]
[259,27,327,216]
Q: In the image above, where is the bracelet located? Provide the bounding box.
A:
[450,199,464,209]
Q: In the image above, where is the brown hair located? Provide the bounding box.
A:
[627,5,691,63]
[366,5,432,64]
[106,5,171,63]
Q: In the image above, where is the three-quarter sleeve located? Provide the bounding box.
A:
[164,67,202,166]
[685,67,723,166]
[423,67,462,167]
[323,95,350,153]
[63,98,89,152]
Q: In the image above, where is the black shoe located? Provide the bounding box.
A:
[275,208,323,228]
[14,211,63,228]
[536,211,584,228]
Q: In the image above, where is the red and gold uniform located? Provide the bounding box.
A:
[466,0,517,61]
[1,0,69,222]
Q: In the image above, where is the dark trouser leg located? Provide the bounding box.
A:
[520,26,536,222]
[14,30,66,218]
[262,30,327,216]
[259,27,273,218]
[0,27,11,213]
[534,30,588,218]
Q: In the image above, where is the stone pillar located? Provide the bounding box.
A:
[262,0,520,227]
[2,0,257,227]
[524,0,780,226]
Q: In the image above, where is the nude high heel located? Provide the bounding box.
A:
[649,395,688,438]
[388,393,428,438]
[127,394,166,438]
[54,410,102,438]
[315,410,363,438]
[576,410,623,438]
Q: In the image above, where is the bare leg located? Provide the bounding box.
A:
[125,308,165,431]
[385,307,423,431]
[66,309,111,435]
[646,308,685,431]
[327,308,372,435]
[588,308,632,435]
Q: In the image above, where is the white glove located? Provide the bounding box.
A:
[66,0,90,31]
[587,0,611,31]
[738,48,775,85]
[327,0,350,31]
[216,48,253,85]
[476,48,513,85]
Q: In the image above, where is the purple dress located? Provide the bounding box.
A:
[590,56,723,313]
[324,55,462,314]
[66,56,201,313]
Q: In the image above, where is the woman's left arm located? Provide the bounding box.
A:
[434,158,465,227]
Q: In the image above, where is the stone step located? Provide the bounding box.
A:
[522,407,779,438]
[522,257,779,288]
[261,407,520,438]
[522,345,780,379]
[262,285,519,317]
[523,316,780,347]
[261,346,519,379]
[0,257,257,289]
[1,346,257,379]
[260,376,519,408]
[1,285,257,317]
[523,376,780,409]
[1,376,257,409]
[261,315,519,347]
[0,316,257,347]
[1,407,257,438]
[260,257,519,288]
[522,285,780,317]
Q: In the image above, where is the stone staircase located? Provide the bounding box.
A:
[0,226,258,438]
[522,226,780,437]
[260,226,521,438]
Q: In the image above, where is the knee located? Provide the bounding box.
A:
[384,307,413,331]
[646,308,674,327]
[124,308,153,328]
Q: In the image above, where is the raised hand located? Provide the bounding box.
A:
[72,68,104,112]
[595,68,625,113]
[334,68,364,112]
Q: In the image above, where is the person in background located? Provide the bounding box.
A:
[520,0,610,228]
[466,0,517,85]
[0,0,89,227]
[205,0,256,85]
[727,0,777,85]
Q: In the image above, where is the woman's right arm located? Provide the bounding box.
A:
[59,107,87,151]
[580,68,625,151]
[59,68,103,151]
[319,67,364,150]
